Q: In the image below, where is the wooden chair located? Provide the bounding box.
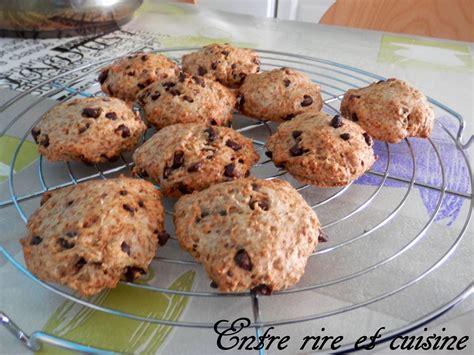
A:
[320,0,474,42]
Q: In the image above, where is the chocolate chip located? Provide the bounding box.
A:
[292,130,303,139]
[31,128,41,143]
[172,150,185,169]
[252,284,272,295]
[227,270,234,277]
[115,124,131,138]
[119,190,127,196]
[221,50,230,57]
[178,72,185,82]
[200,211,209,220]
[183,95,194,103]
[198,66,208,76]
[350,95,361,100]
[249,200,269,211]
[98,70,108,84]
[318,229,329,242]
[105,112,117,120]
[121,242,131,255]
[264,151,273,158]
[219,210,227,216]
[138,200,145,208]
[210,280,218,288]
[124,266,145,282]
[225,140,242,151]
[58,238,74,249]
[289,144,304,156]
[187,161,203,172]
[78,123,90,134]
[151,92,161,101]
[377,79,385,84]
[123,204,136,214]
[178,183,192,194]
[234,249,252,271]
[283,79,291,87]
[162,81,175,90]
[251,183,260,191]
[40,135,50,147]
[340,133,350,141]
[209,119,218,126]
[192,76,205,87]
[363,132,373,146]
[157,231,170,246]
[82,107,102,118]
[169,88,181,96]
[141,54,149,61]
[330,115,343,128]
[127,71,135,76]
[211,62,218,70]
[224,163,240,178]
[237,95,245,111]
[65,231,78,238]
[351,113,358,122]
[137,83,146,89]
[30,236,42,245]
[76,257,87,270]
[301,95,313,107]
[204,127,217,142]
[282,113,296,121]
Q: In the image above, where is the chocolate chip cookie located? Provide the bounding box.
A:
[20,177,168,296]
[266,112,376,187]
[340,78,434,143]
[237,68,323,122]
[174,177,321,293]
[133,123,259,197]
[99,52,179,101]
[137,72,236,130]
[181,43,260,88]
[31,97,146,164]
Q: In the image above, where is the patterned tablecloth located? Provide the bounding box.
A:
[0,1,472,354]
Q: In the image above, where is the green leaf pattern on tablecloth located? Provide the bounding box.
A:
[0,135,38,183]
[39,270,195,353]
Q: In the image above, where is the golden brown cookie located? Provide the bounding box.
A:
[237,68,323,122]
[133,123,259,197]
[174,177,321,294]
[182,43,260,88]
[340,78,434,143]
[137,73,236,130]
[20,177,168,296]
[31,97,146,164]
[266,112,376,187]
[99,52,179,101]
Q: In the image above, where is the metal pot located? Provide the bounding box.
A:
[0,0,143,36]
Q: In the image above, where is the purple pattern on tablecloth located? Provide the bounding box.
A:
[355,116,470,225]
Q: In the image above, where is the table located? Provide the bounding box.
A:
[0,2,472,354]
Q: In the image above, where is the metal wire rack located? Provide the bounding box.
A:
[0,48,472,354]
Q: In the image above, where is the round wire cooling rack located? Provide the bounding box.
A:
[0,48,473,354]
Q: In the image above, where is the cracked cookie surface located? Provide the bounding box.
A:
[340,78,434,143]
[182,43,260,88]
[137,73,236,130]
[99,52,180,101]
[174,177,320,293]
[31,97,146,164]
[237,68,323,122]
[133,123,259,197]
[266,112,376,187]
[20,177,167,296]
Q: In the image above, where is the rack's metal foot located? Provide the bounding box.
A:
[0,311,41,351]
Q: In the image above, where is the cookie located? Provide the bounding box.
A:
[137,73,236,130]
[174,177,321,293]
[31,97,146,164]
[266,112,376,187]
[133,123,259,197]
[340,78,434,143]
[182,43,260,88]
[237,68,323,122]
[99,52,179,101]
[20,177,167,296]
